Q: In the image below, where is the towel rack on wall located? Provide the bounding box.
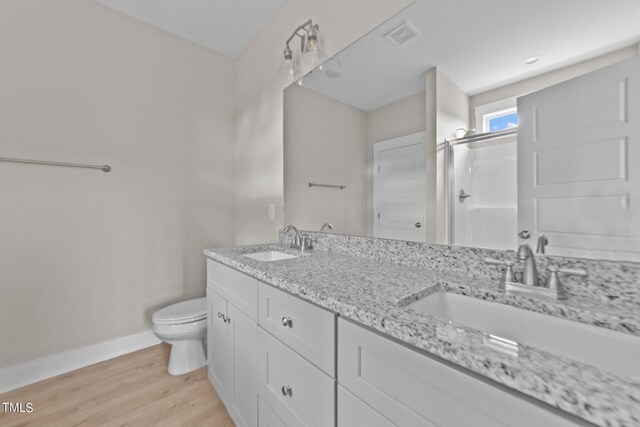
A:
[0,157,111,172]
[308,182,345,190]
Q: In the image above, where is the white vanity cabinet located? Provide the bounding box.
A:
[258,397,287,427]
[206,256,588,427]
[258,282,336,376]
[338,385,396,427]
[257,282,337,427]
[258,328,335,427]
[337,318,585,427]
[206,259,259,427]
[207,288,231,399]
[206,259,337,427]
[208,258,259,321]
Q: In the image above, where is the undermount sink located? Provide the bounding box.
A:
[408,292,640,378]
[242,251,298,262]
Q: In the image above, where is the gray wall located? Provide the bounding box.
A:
[284,85,367,236]
[234,0,414,245]
[0,0,236,367]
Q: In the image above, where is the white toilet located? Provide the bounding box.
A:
[152,297,207,376]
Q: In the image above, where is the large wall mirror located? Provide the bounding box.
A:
[283,0,640,262]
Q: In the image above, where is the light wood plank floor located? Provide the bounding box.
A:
[0,344,235,427]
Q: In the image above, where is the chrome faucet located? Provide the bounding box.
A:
[485,244,587,301]
[283,224,312,252]
[320,222,333,233]
[536,235,549,254]
[283,225,302,248]
[516,244,539,287]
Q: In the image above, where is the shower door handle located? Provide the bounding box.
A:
[458,189,471,203]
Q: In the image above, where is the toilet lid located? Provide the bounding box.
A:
[152,297,207,325]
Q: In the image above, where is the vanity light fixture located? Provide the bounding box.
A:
[282,46,301,81]
[282,19,325,81]
[523,55,541,65]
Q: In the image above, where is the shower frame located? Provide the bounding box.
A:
[443,128,518,245]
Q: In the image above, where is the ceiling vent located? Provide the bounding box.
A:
[384,21,421,47]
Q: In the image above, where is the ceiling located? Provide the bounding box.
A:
[299,0,640,111]
[94,0,284,57]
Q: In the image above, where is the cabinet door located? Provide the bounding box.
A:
[338,385,396,427]
[208,290,231,402]
[338,318,582,427]
[228,304,259,427]
[259,329,335,427]
[259,397,287,427]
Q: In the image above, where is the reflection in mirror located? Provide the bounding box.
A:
[284,0,640,261]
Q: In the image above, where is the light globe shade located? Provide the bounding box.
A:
[302,26,326,70]
[280,51,301,82]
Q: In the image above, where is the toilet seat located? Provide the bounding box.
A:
[152,297,207,325]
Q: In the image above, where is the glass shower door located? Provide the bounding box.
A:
[450,134,518,251]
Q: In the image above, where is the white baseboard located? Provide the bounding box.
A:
[0,330,162,394]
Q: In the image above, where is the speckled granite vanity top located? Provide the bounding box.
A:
[205,243,640,427]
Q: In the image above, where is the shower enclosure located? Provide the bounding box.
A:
[447,129,518,251]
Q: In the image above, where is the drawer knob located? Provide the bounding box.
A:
[281,385,292,397]
[281,317,293,327]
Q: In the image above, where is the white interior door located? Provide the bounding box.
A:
[374,132,427,242]
[518,56,640,261]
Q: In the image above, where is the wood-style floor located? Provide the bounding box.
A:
[0,344,235,427]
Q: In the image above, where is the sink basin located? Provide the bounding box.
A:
[242,251,298,262]
[409,292,640,378]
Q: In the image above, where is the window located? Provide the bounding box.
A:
[474,97,519,134]
[482,107,518,133]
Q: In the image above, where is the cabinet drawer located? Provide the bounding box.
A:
[338,385,396,427]
[207,258,258,321]
[259,328,335,427]
[259,397,286,427]
[258,282,336,376]
[338,318,581,427]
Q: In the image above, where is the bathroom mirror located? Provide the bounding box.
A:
[283,0,640,262]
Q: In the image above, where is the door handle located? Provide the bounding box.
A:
[518,230,531,239]
[415,222,422,228]
[458,189,471,203]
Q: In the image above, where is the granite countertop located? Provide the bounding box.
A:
[205,243,640,427]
